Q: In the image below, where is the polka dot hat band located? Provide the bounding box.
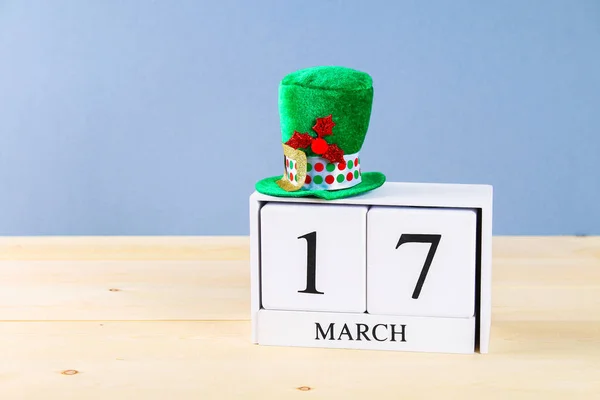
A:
[255,66,386,200]
[284,152,361,191]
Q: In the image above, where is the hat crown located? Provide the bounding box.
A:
[281,66,373,91]
[279,66,374,156]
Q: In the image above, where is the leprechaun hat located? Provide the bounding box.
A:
[255,66,386,200]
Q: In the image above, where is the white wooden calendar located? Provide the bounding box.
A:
[249,181,493,354]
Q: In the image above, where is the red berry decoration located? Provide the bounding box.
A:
[284,115,345,163]
[311,138,329,155]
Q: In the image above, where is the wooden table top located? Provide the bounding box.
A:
[0,236,598,399]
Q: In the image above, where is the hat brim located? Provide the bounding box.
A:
[255,172,386,200]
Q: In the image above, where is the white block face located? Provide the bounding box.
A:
[260,202,368,313]
[257,310,475,354]
[367,207,477,318]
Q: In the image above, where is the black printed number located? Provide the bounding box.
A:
[396,234,442,299]
[297,231,324,295]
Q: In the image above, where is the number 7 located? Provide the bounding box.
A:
[396,234,442,299]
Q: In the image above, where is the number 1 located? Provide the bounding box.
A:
[298,231,324,294]
[396,234,441,299]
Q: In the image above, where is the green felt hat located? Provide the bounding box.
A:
[255,66,386,200]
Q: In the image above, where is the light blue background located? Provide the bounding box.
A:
[1,0,598,236]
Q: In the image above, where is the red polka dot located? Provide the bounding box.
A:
[286,158,289,168]
[290,172,294,181]
[305,175,312,184]
[338,161,346,171]
[346,172,353,181]
[355,157,359,166]
[315,163,324,172]
[325,175,334,184]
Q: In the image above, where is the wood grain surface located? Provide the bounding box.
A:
[0,236,599,399]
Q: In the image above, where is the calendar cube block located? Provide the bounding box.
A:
[366,207,477,318]
[260,202,368,313]
[249,182,493,354]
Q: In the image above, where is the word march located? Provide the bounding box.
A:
[315,322,407,343]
